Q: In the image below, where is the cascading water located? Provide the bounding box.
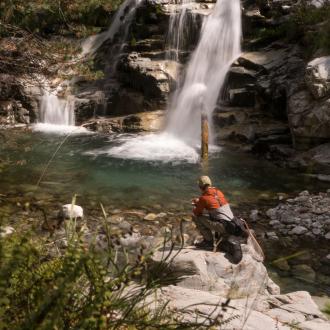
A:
[36,0,142,133]
[81,0,142,58]
[105,0,242,163]
[167,0,241,143]
[33,87,83,134]
[39,90,75,126]
[166,0,198,62]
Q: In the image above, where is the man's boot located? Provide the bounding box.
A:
[220,238,243,264]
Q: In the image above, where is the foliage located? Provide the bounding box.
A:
[0,213,234,329]
[0,0,123,37]
[254,0,330,57]
[0,224,170,329]
[323,303,330,318]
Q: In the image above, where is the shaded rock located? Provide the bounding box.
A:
[289,226,308,235]
[250,209,259,222]
[229,88,255,107]
[288,90,330,149]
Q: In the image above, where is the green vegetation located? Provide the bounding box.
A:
[254,1,330,57]
[0,219,178,329]
[0,0,123,37]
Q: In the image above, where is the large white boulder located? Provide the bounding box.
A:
[153,244,279,299]
[154,286,329,330]
[59,204,84,220]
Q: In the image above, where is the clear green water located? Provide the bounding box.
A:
[0,128,327,211]
[1,128,330,296]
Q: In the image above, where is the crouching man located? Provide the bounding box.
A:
[192,176,247,264]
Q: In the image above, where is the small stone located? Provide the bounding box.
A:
[289,226,308,235]
[269,220,281,227]
[266,231,277,237]
[144,213,158,221]
[302,219,312,227]
[266,208,277,219]
[249,210,259,222]
[299,190,310,196]
[312,228,321,236]
[157,212,167,218]
[325,232,330,239]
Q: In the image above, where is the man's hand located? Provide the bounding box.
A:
[191,198,199,205]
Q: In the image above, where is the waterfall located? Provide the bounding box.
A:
[166,0,241,144]
[97,0,242,162]
[81,0,142,57]
[166,0,198,62]
[39,90,75,126]
[36,0,142,133]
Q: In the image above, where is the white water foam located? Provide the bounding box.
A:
[39,89,75,126]
[86,133,200,163]
[33,123,91,135]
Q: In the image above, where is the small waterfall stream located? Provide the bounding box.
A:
[39,90,75,126]
[166,0,198,62]
[81,0,142,60]
[37,0,142,132]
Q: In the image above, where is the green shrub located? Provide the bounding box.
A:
[0,0,123,36]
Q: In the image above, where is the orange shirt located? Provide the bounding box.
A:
[193,187,228,216]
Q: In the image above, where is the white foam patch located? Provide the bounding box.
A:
[32,123,92,135]
[85,133,202,163]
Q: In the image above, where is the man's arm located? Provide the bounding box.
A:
[193,197,205,216]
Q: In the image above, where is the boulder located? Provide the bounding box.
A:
[306,56,330,99]
[84,110,165,134]
[292,143,330,175]
[150,271,329,329]
[289,226,308,236]
[117,52,180,101]
[153,244,278,298]
[288,90,330,149]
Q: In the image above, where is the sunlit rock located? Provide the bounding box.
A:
[306,56,330,99]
